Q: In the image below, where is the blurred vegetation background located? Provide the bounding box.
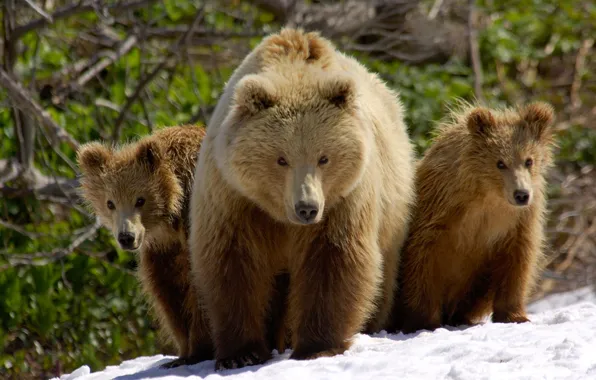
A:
[0,0,595,378]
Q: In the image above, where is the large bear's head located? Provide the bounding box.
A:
[463,102,556,207]
[214,67,373,225]
[77,138,183,251]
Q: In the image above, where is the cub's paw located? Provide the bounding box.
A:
[215,343,271,371]
[290,343,347,361]
[492,312,530,324]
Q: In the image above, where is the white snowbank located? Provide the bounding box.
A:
[56,287,596,380]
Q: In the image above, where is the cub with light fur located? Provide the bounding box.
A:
[189,28,415,370]
[77,125,213,368]
[390,102,557,333]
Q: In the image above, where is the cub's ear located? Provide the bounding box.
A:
[136,139,162,171]
[77,142,111,175]
[320,76,356,109]
[467,107,496,137]
[521,102,555,141]
[234,74,277,115]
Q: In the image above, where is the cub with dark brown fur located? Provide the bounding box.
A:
[390,102,556,334]
[77,125,212,368]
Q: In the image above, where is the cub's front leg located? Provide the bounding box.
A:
[191,215,274,371]
[491,222,540,324]
[288,227,381,360]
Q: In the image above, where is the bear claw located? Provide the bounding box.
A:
[215,350,270,371]
[492,313,530,324]
[290,345,347,361]
[160,356,202,369]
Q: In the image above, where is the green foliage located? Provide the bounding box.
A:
[0,0,594,378]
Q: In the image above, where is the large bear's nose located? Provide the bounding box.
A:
[295,201,319,224]
[118,232,136,249]
[513,189,530,206]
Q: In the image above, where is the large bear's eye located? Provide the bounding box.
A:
[525,158,533,168]
[318,156,329,165]
[277,157,288,166]
[497,160,507,170]
[135,198,146,208]
[107,200,115,210]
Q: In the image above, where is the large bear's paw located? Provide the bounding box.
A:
[160,346,214,369]
[492,311,530,324]
[215,341,272,371]
[290,343,347,361]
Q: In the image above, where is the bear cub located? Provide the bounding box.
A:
[391,102,557,333]
[77,125,212,368]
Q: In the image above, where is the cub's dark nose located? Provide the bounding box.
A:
[513,190,530,206]
[295,201,319,224]
[118,232,136,249]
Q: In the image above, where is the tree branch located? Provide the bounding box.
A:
[0,219,101,271]
[111,7,205,141]
[570,38,594,112]
[22,0,54,23]
[0,68,79,150]
[468,0,485,103]
[13,0,159,39]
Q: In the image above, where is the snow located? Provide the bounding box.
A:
[55,286,596,380]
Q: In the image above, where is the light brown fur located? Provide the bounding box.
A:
[190,29,414,370]
[390,102,557,333]
[77,125,213,368]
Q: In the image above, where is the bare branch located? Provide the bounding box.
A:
[111,7,205,141]
[468,0,485,103]
[428,0,445,20]
[0,68,79,150]
[0,158,20,185]
[570,38,594,112]
[13,0,159,39]
[80,35,138,86]
[0,218,45,239]
[0,219,101,271]
[22,0,54,23]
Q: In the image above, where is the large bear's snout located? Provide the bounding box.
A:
[294,201,319,224]
[118,232,137,250]
[513,189,531,206]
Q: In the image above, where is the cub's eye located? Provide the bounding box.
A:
[107,200,115,210]
[318,156,329,165]
[135,198,146,208]
[277,157,288,166]
[497,160,507,170]
[525,158,533,168]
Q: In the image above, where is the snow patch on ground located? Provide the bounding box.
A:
[55,287,596,380]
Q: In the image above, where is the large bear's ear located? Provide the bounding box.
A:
[234,75,277,115]
[320,76,356,109]
[467,107,496,137]
[77,142,111,175]
[136,139,162,171]
[521,102,555,141]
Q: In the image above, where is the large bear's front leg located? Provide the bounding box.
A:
[288,227,381,360]
[192,216,275,370]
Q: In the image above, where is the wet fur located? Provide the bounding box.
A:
[390,102,556,333]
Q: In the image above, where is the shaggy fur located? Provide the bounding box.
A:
[77,125,213,368]
[390,102,557,334]
[189,28,415,371]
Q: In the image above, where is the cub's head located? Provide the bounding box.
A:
[465,102,556,207]
[215,69,372,225]
[77,139,182,251]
